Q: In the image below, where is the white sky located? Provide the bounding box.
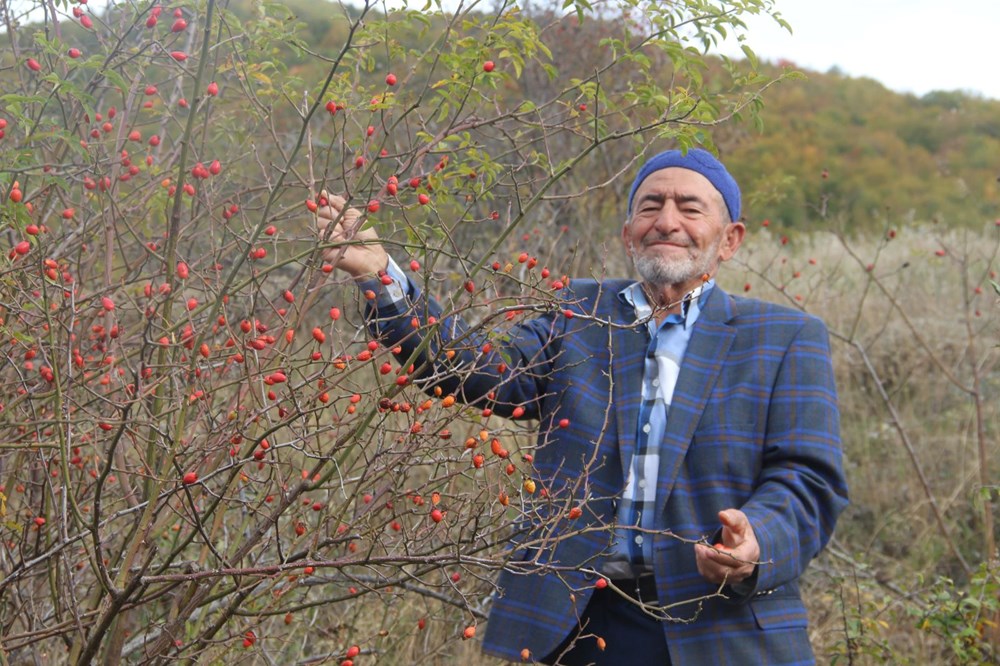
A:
[8,0,997,100]
[721,0,1000,100]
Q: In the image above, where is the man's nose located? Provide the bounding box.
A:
[651,202,682,233]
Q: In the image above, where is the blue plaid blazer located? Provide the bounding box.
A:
[367,278,848,665]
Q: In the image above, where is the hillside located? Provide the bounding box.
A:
[2,2,995,235]
[718,63,1000,231]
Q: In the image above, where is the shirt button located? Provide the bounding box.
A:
[642,423,651,434]
[638,479,647,489]
[652,378,659,387]
[634,535,644,545]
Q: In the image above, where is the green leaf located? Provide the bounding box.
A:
[101,68,130,95]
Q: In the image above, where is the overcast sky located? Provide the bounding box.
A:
[720,0,1000,100]
[8,0,997,101]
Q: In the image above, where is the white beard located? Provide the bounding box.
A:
[629,232,722,287]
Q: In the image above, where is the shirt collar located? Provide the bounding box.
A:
[619,279,714,330]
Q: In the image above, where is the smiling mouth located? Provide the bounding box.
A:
[643,239,690,249]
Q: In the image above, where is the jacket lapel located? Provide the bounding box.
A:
[655,287,737,521]
[608,288,646,480]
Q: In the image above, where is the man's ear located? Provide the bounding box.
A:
[719,222,746,262]
[621,220,633,258]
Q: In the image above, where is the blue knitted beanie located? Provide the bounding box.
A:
[627,148,741,222]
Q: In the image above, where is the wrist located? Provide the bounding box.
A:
[355,254,410,308]
[325,251,388,280]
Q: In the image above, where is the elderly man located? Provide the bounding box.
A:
[317,148,848,665]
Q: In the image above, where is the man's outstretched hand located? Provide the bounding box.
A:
[694,509,760,586]
[315,190,388,279]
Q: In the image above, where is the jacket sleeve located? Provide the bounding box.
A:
[733,314,849,600]
[359,271,568,419]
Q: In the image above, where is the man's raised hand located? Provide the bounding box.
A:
[315,191,388,279]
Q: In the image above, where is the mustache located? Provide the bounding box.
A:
[640,232,692,248]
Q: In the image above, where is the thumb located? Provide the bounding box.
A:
[718,509,749,546]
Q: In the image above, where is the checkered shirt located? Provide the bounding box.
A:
[603,280,712,575]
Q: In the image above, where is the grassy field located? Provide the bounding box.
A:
[733,223,998,664]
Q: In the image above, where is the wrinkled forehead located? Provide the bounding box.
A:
[629,168,726,213]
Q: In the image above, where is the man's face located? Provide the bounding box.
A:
[622,167,744,289]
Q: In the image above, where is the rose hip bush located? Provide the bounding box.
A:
[0,0,784,661]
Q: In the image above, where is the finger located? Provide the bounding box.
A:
[697,544,732,571]
[696,546,738,584]
[316,208,351,242]
[718,508,746,532]
[325,193,347,210]
[695,544,715,579]
[318,204,362,240]
[718,510,750,549]
[326,198,362,228]
[316,211,344,238]
[710,541,753,567]
[316,195,345,221]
